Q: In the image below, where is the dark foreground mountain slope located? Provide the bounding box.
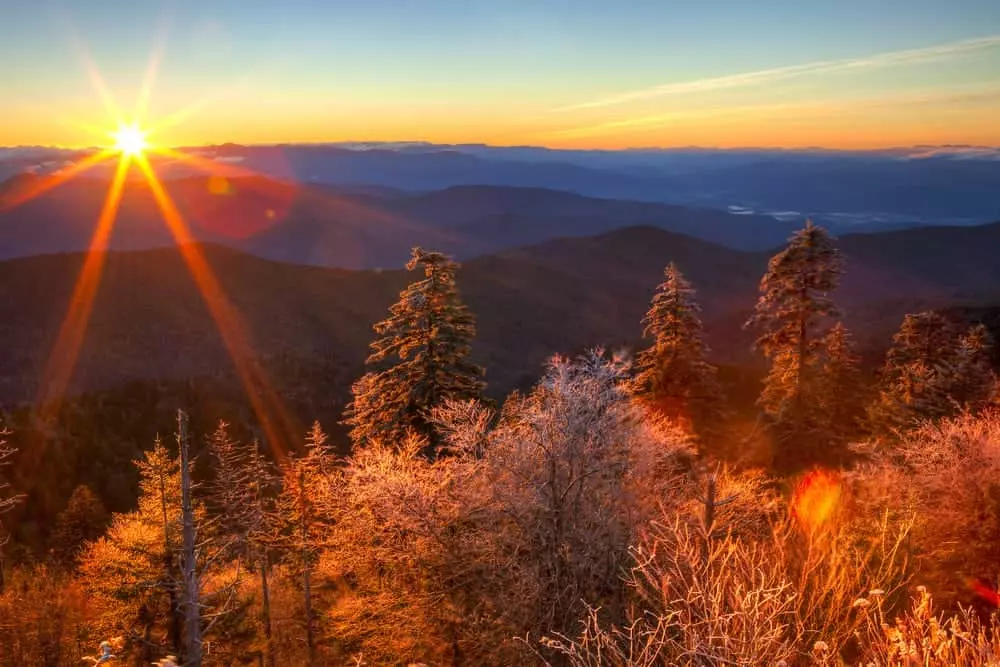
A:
[0,228,755,408]
[2,221,1000,408]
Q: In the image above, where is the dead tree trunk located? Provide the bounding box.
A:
[178,410,203,667]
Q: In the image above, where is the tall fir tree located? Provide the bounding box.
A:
[277,422,335,667]
[208,421,280,667]
[80,423,243,665]
[745,220,842,467]
[345,247,485,452]
[79,437,184,663]
[816,322,864,444]
[633,263,725,440]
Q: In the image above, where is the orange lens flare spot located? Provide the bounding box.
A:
[792,469,842,534]
[207,175,232,195]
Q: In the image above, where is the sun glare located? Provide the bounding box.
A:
[112,124,148,156]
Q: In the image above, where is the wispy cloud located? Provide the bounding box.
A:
[551,84,1000,139]
[555,34,1000,112]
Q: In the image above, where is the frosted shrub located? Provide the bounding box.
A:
[548,466,912,666]
[851,586,1000,666]
[853,409,1000,606]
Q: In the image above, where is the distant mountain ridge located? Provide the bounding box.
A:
[0,176,809,266]
[6,171,994,270]
[3,142,998,229]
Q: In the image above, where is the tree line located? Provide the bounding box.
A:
[1,222,999,665]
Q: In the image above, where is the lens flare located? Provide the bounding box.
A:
[792,469,841,534]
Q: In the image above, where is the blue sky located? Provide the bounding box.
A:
[4,0,1000,147]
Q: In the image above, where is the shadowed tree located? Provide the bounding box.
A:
[51,484,108,565]
[745,221,842,469]
[816,322,864,447]
[949,323,997,408]
[345,247,485,454]
[633,263,725,443]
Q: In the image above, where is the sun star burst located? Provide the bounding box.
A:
[112,123,148,156]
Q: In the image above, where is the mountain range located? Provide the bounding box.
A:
[1,221,998,417]
[4,142,998,232]
[4,170,997,271]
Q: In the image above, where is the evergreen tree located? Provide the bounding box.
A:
[949,323,997,408]
[79,437,184,663]
[208,421,280,667]
[816,322,864,443]
[869,313,996,434]
[345,247,485,452]
[868,311,958,433]
[80,421,243,665]
[634,263,724,439]
[277,422,335,667]
[51,484,108,564]
[745,221,842,466]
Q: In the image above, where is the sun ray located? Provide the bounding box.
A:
[133,22,169,128]
[36,155,132,414]
[70,32,125,128]
[135,154,297,462]
[0,149,115,214]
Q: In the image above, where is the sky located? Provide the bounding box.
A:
[3,0,1000,149]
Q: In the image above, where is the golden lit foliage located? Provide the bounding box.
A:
[547,472,913,665]
[852,410,1000,608]
[0,566,90,666]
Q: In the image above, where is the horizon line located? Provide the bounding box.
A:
[3,140,1000,153]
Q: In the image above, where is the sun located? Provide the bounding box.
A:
[112,123,149,156]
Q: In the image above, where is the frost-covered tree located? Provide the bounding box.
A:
[475,351,692,641]
[208,421,280,667]
[633,263,725,440]
[276,422,335,666]
[79,418,243,665]
[79,437,184,663]
[868,313,995,434]
[745,221,842,466]
[324,351,692,665]
[816,322,864,444]
[950,323,996,408]
[345,247,485,453]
